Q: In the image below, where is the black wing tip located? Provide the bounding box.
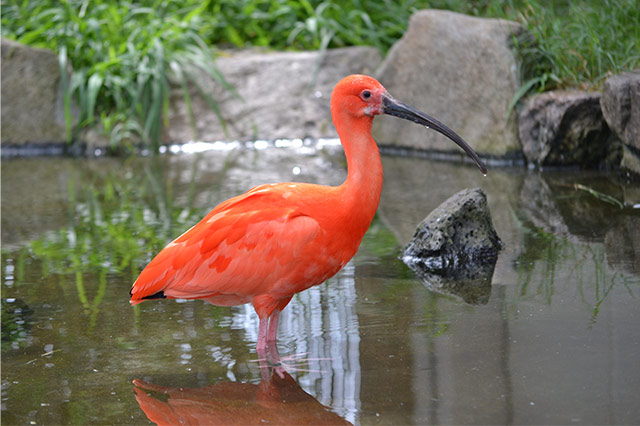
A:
[129,288,167,300]
[142,291,167,300]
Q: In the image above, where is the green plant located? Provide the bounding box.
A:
[508,0,640,92]
[2,0,235,151]
[201,0,422,52]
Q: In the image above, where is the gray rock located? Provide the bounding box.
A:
[166,47,382,143]
[620,144,640,178]
[373,10,525,158]
[1,39,71,145]
[402,188,502,303]
[518,91,613,168]
[601,70,640,150]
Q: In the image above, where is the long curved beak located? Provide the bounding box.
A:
[382,94,487,175]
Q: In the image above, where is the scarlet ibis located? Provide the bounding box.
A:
[130,74,486,354]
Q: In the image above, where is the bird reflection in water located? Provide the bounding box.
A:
[132,351,351,425]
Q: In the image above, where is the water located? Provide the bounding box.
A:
[2,142,639,425]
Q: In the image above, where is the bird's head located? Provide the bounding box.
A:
[331,74,487,174]
[330,74,387,118]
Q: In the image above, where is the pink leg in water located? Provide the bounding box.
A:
[256,309,281,352]
[256,310,284,379]
[266,310,280,344]
[257,317,267,351]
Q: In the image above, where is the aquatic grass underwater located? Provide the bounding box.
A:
[2,0,638,151]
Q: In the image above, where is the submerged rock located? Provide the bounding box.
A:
[402,188,502,304]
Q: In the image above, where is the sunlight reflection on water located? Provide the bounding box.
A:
[158,138,342,155]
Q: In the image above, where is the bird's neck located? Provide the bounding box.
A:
[336,114,384,232]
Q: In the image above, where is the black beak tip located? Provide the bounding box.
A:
[382,94,487,175]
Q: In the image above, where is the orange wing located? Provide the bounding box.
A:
[129,184,336,306]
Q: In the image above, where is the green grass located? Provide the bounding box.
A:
[502,0,640,90]
[2,0,234,151]
[2,0,638,150]
[201,0,424,52]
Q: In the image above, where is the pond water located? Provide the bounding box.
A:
[2,141,639,425]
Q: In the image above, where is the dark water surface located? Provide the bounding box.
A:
[2,141,639,425]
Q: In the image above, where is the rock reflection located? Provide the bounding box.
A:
[405,258,496,305]
[132,362,352,426]
[519,171,640,279]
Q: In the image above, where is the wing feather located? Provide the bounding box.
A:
[130,185,325,305]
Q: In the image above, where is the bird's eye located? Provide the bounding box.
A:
[361,90,372,100]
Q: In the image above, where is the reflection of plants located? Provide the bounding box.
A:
[358,215,402,262]
[416,292,450,339]
[1,298,33,349]
[29,157,206,278]
[582,245,638,327]
[75,270,107,333]
[1,155,221,333]
[512,219,638,324]
[515,226,568,304]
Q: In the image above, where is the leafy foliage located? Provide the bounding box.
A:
[504,0,640,92]
[2,0,233,151]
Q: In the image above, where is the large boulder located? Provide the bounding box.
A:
[518,91,614,168]
[601,71,640,150]
[600,71,640,178]
[166,47,382,143]
[1,39,71,145]
[620,144,640,178]
[372,10,525,159]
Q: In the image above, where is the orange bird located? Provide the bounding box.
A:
[130,74,486,353]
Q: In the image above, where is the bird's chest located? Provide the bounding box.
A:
[268,225,360,297]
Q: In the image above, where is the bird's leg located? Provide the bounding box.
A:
[257,315,269,352]
[265,309,286,378]
[257,309,279,352]
[256,345,272,382]
[266,309,280,344]
[266,310,282,365]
